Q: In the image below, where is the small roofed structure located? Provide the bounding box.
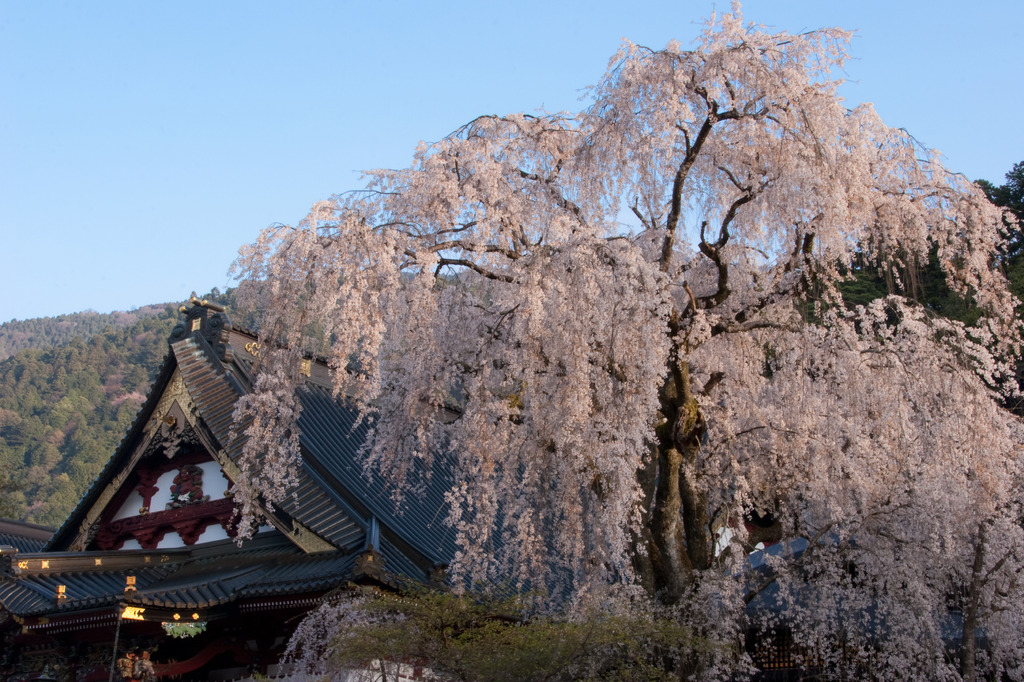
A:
[0,297,456,681]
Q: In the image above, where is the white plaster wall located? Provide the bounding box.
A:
[151,469,178,510]
[113,460,230,521]
[111,460,236,549]
[194,523,230,544]
[113,490,146,521]
[197,461,230,498]
[158,532,186,549]
[152,520,231,549]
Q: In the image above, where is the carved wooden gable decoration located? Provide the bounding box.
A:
[51,299,254,554]
[63,366,239,551]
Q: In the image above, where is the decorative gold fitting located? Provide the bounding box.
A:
[188,293,226,312]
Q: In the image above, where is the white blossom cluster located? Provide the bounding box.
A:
[704,300,1024,678]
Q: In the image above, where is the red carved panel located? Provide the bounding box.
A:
[168,464,209,508]
[94,497,238,550]
[135,468,161,510]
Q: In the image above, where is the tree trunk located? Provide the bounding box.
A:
[961,527,986,682]
[640,359,711,604]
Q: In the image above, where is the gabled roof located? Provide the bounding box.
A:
[44,349,179,552]
[3,299,456,626]
[0,519,54,553]
[297,383,458,567]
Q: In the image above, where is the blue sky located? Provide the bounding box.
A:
[1,1,1021,323]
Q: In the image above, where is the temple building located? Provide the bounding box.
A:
[0,298,455,681]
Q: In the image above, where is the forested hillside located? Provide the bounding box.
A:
[0,305,168,360]
[0,289,248,527]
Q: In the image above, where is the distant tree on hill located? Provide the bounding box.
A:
[0,471,21,518]
[978,162,1024,303]
[978,161,1024,222]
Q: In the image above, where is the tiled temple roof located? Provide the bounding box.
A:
[2,301,457,629]
[0,519,53,553]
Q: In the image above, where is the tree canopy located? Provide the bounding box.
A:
[286,586,704,682]
[978,161,1024,223]
[233,6,1024,679]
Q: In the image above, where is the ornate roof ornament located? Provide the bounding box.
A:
[169,292,235,364]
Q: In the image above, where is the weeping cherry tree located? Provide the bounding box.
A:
[232,5,1024,679]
